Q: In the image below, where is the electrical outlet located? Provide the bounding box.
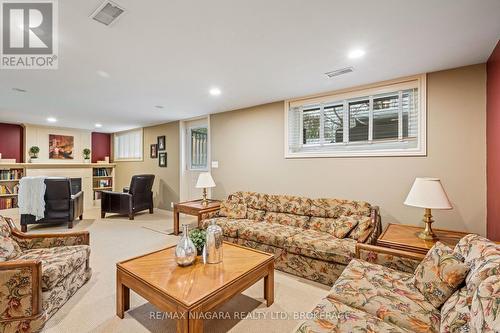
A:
[170,202,174,208]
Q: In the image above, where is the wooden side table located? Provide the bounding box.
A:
[172,199,221,235]
[377,223,470,254]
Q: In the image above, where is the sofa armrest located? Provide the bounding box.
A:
[0,260,43,321]
[356,243,425,273]
[358,206,382,245]
[70,191,84,220]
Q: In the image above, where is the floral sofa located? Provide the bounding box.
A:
[296,234,500,333]
[202,191,381,285]
[0,216,92,333]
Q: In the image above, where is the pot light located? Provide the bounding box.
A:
[47,117,57,123]
[154,105,164,109]
[12,88,27,92]
[209,87,221,96]
[348,49,365,59]
[95,123,103,128]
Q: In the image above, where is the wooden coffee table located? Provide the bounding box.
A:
[116,242,275,333]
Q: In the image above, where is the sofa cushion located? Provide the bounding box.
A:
[309,198,371,217]
[285,229,356,264]
[295,297,407,333]
[17,245,90,291]
[219,197,247,219]
[329,259,441,333]
[263,212,309,228]
[246,208,266,221]
[201,218,255,238]
[440,287,470,333]
[308,216,358,238]
[0,217,21,262]
[470,275,500,332]
[348,215,373,241]
[265,194,311,215]
[238,222,302,248]
[233,191,268,210]
[413,242,469,308]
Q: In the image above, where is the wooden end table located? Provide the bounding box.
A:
[116,242,274,333]
[173,199,221,235]
[377,223,469,254]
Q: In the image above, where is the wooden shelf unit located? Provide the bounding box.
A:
[92,166,115,200]
[0,167,25,210]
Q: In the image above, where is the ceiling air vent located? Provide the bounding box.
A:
[325,67,354,78]
[91,1,125,26]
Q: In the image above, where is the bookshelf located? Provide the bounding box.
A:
[92,166,115,200]
[0,167,24,210]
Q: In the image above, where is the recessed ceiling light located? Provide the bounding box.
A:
[47,117,57,123]
[97,70,110,78]
[12,88,27,92]
[154,105,164,109]
[209,87,221,96]
[95,123,103,128]
[348,49,365,59]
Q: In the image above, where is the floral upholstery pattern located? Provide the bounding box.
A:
[13,234,89,251]
[309,216,358,238]
[309,198,371,218]
[265,194,311,215]
[0,266,34,320]
[0,218,21,261]
[17,245,90,291]
[440,287,470,333]
[330,259,441,333]
[246,208,266,221]
[470,275,500,332]
[285,229,357,264]
[233,191,268,210]
[201,218,255,238]
[263,212,310,228]
[348,215,373,241]
[413,242,469,308]
[219,197,247,219]
[357,248,421,274]
[238,223,302,248]
[0,312,46,333]
[295,297,407,333]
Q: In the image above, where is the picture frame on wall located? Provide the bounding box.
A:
[150,144,158,158]
[157,136,166,151]
[158,152,167,167]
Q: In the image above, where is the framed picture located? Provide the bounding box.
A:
[49,134,74,159]
[158,152,167,167]
[157,135,166,151]
[150,144,158,158]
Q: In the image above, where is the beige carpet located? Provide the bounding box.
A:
[4,208,329,333]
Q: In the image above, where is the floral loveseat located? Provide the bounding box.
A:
[0,216,92,333]
[296,234,500,333]
[202,191,381,285]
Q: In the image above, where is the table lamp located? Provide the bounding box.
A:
[196,172,216,207]
[404,177,452,240]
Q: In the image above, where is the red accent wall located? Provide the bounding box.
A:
[91,132,111,163]
[487,40,500,241]
[0,123,23,162]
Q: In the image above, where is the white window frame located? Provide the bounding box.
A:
[188,125,209,171]
[284,74,427,158]
[113,128,144,162]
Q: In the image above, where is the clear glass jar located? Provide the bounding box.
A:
[175,224,197,266]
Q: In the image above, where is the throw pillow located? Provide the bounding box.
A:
[219,197,247,219]
[0,217,21,262]
[332,216,359,238]
[413,242,469,308]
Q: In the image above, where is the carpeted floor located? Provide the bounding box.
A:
[4,207,329,333]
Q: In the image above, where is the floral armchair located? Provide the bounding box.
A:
[0,216,91,333]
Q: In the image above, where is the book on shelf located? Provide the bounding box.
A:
[0,185,14,194]
[94,168,111,177]
[0,197,17,209]
[0,169,23,180]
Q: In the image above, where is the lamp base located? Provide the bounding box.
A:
[201,188,209,207]
[417,208,438,240]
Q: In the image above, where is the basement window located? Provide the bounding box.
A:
[114,128,143,161]
[285,75,426,157]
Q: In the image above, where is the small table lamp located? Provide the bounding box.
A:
[196,172,216,207]
[404,177,452,240]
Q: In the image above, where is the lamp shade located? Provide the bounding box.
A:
[195,172,216,188]
[404,178,452,209]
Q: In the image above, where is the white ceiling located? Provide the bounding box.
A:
[1,0,499,133]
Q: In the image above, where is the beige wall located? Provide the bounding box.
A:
[115,122,180,210]
[210,64,487,235]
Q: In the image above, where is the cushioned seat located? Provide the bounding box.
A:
[201,217,256,238]
[296,297,407,333]
[17,245,90,291]
[284,229,357,264]
[329,259,441,333]
[238,222,302,248]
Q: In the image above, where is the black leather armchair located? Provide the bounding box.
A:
[20,177,84,232]
[101,174,155,220]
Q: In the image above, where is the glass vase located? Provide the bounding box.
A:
[175,224,197,267]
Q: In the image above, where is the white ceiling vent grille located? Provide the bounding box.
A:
[325,67,354,78]
[91,1,125,26]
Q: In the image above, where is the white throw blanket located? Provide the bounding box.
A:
[18,176,47,221]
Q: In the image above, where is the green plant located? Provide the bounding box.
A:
[29,146,40,158]
[83,148,91,159]
[189,228,206,253]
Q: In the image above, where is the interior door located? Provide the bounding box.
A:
[183,118,209,201]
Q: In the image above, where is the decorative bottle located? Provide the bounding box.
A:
[205,220,223,264]
[175,224,197,267]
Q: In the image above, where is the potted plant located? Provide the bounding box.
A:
[189,228,206,256]
[29,146,40,162]
[83,148,91,163]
